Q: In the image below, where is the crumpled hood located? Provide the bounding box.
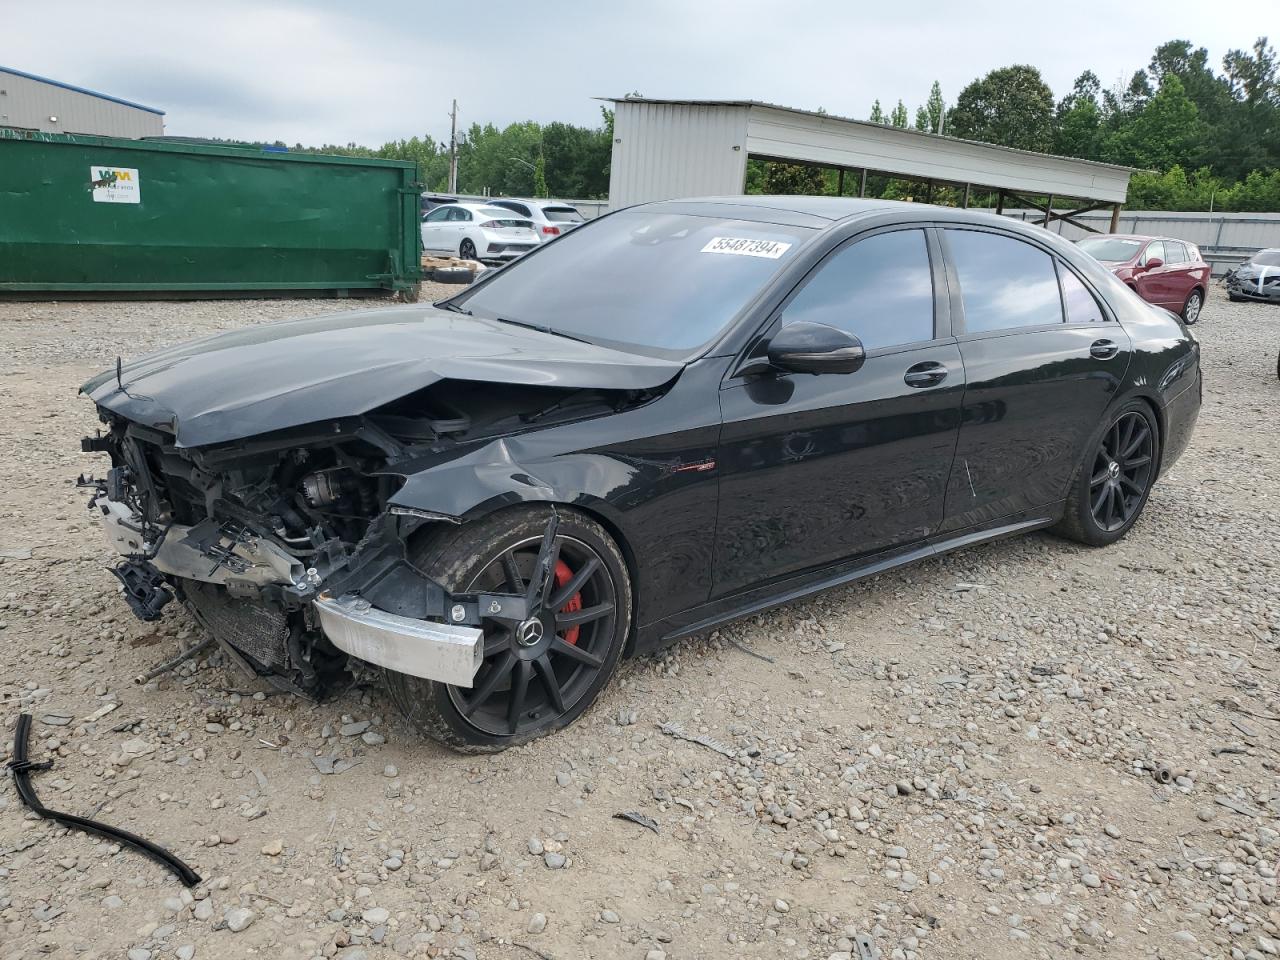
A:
[83,305,683,447]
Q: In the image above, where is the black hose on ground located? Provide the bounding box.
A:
[7,713,202,887]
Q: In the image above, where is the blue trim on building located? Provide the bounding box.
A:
[0,65,165,116]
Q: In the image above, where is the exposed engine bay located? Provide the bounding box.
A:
[80,379,654,696]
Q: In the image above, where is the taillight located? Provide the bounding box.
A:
[479,220,500,229]
[541,226,560,236]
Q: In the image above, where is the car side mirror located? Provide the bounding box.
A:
[766,321,866,375]
[1142,257,1163,270]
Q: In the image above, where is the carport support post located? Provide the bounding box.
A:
[995,190,1005,216]
[837,168,845,197]
[1043,195,1054,227]
[961,183,971,209]
[1109,203,1122,234]
[858,169,867,198]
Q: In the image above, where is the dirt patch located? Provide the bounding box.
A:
[0,288,1277,960]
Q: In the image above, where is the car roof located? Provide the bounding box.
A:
[493,198,579,209]
[1093,234,1195,245]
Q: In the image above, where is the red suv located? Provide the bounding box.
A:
[1076,234,1210,324]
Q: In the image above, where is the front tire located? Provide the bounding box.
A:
[459,238,478,261]
[385,507,632,752]
[1053,400,1160,547]
[1181,289,1203,324]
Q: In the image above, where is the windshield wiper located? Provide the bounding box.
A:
[437,301,471,315]
[494,317,591,345]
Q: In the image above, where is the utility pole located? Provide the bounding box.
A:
[448,99,458,193]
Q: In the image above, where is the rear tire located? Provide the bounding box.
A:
[1181,289,1203,324]
[1052,400,1160,547]
[384,506,631,752]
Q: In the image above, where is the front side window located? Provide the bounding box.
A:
[424,207,450,222]
[1059,266,1105,323]
[779,230,935,350]
[1143,240,1165,264]
[947,230,1063,333]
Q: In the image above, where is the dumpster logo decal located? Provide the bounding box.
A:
[90,166,141,204]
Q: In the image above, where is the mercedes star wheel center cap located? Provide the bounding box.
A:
[517,618,545,647]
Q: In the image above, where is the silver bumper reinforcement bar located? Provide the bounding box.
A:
[313,593,483,688]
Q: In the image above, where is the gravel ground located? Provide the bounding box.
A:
[0,286,1277,960]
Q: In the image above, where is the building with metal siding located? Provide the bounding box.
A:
[604,98,1134,229]
[0,66,164,138]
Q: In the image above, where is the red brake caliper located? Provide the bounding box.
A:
[553,559,583,645]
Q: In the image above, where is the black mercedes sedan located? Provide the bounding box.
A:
[79,197,1202,751]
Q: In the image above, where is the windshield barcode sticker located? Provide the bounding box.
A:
[701,237,792,259]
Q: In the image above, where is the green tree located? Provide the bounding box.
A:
[761,161,825,195]
[869,99,885,124]
[889,100,909,128]
[1053,71,1103,159]
[533,150,549,198]
[947,65,1055,150]
[919,80,944,134]
[1103,74,1203,170]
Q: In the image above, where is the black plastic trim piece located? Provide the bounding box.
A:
[8,713,202,887]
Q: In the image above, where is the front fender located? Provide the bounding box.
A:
[389,436,635,529]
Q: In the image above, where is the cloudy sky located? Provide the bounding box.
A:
[7,0,1273,146]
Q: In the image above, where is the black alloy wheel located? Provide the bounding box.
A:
[1053,401,1160,547]
[459,238,478,261]
[385,507,631,752]
[448,532,617,738]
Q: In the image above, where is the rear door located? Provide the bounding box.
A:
[939,227,1132,532]
[713,227,965,596]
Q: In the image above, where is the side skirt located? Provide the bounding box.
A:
[640,512,1059,650]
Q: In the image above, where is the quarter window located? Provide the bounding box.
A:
[780,230,935,350]
[1059,266,1105,323]
[946,230,1063,333]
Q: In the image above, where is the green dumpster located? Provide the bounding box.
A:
[0,128,423,298]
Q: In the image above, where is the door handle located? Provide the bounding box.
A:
[1090,339,1119,360]
[904,361,948,388]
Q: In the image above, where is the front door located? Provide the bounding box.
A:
[713,227,965,597]
[938,227,1133,531]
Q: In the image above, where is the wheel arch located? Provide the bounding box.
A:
[391,454,644,647]
[1108,388,1166,475]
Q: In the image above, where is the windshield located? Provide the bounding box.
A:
[1077,237,1143,261]
[1248,249,1280,267]
[450,209,812,358]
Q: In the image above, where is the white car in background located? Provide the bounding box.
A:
[420,203,539,262]
[486,198,585,242]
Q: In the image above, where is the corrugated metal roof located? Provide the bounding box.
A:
[1,65,165,116]
[599,97,1134,174]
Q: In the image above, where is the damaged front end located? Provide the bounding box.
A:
[78,405,550,697]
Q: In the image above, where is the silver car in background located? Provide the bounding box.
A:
[420,203,540,262]
[486,198,585,243]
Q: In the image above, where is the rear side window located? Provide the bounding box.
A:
[1164,242,1188,264]
[946,230,1063,333]
[780,229,934,350]
[1059,267,1105,323]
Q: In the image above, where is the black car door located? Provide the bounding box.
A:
[938,227,1132,533]
[713,227,965,597]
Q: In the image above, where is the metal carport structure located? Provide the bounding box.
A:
[603,98,1135,232]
